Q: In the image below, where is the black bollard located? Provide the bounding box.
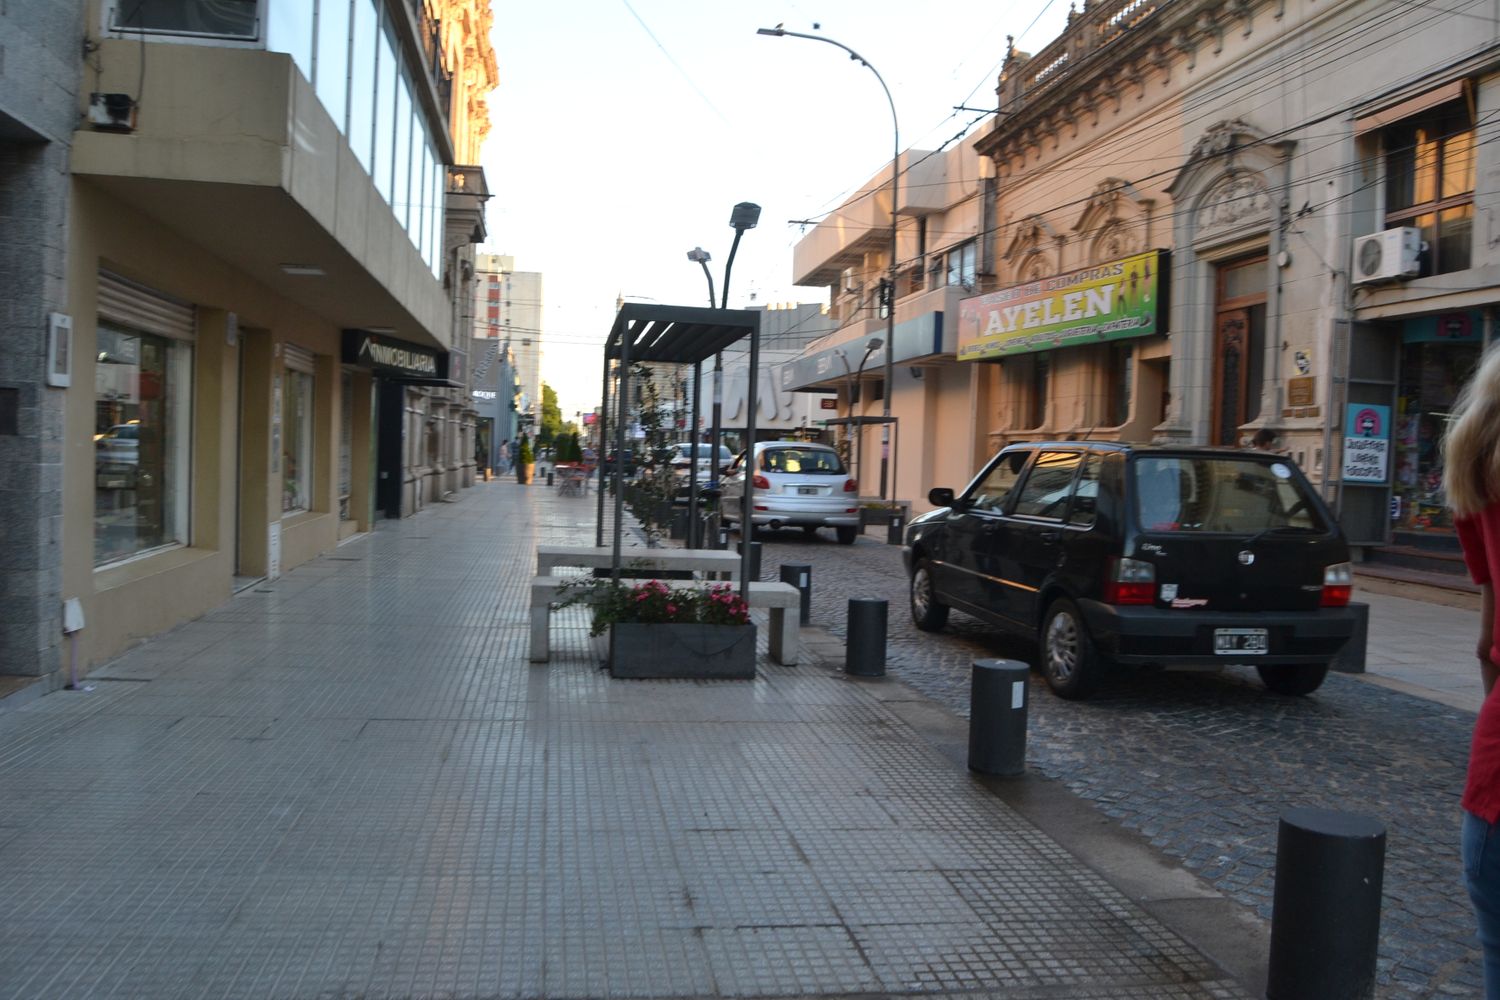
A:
[1331,602,1369,674]
[1267,807,1386,1000]
[968,659,1029,776]
[546,470,555,486]
[780,563,812,625]
[887,515,904,546]
[737,540,762,580]
[845,598,887,677]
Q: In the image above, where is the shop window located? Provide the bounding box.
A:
[1211,256,1267,446]
[1384,99,1474,276]
[1394,336,1481,532]
[339,371,353,521]
[1105,343,1133,426]
[1027,353,1050,429]
[94,324,192,566]
[282,369,315,514]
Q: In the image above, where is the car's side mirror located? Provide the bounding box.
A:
[929,487,956,508]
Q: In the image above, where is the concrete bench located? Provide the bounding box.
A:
[536,545,741,580]
[529,577,801,666]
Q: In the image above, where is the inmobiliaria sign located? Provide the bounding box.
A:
[340,329,448,381]
[956,249,1169,361]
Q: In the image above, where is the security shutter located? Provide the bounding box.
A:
[283,343,316,374]
[97,272,196,340]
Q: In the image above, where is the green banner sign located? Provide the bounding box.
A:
[957,249,1167,361]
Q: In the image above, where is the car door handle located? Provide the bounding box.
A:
[1039,530,1062,543]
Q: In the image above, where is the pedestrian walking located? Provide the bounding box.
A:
[1443,345,1500,998]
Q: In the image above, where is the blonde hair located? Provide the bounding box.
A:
[1442,344,1500,516]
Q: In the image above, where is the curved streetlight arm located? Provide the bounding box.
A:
[756,28,898,154]
[696,260,717,309]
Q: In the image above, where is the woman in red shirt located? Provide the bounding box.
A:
[1445,345,1500,997]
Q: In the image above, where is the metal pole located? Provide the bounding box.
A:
[689,360,703,548]
[596,347,610,547]
[612,330,630,582]
[711,226,746,495]
[741,311,759,602]
[755,27,899,499]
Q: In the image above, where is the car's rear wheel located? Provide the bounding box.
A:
[1041,598,1103,700]
[909,560,949,632]
[835,526,857,545]
[1257,663,1329,696]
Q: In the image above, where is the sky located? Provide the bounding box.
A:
[483,1,1073,422]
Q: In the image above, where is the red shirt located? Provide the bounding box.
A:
[1457,505,1500,823]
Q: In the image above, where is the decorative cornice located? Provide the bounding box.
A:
[976,0,1286,162]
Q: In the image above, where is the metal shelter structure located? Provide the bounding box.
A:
[595,303,762,598]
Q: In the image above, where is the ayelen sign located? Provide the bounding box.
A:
[956,249,1168,361]
[341,329,449,382]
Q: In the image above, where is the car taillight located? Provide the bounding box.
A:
[1103,556,1155,605]
[843,478,857,493]
[1321,561,1352,607]
[752,474,771,490]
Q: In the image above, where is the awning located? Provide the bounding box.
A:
[779,311,946,393]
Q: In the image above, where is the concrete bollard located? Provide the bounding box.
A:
[887,515,904,546]
[737,540,762,580]
[1267,807,1386,1000]
[845,598,887,677]
[780,563,812,625]
[968,659,1029,776]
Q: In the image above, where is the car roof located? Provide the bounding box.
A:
[754,440,835,449]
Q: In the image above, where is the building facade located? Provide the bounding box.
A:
[0,1,89,677]
[0,0,496,681]
[473,253,544,430]
[786,0,1500,559]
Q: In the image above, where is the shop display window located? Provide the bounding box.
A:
[1393,339,1479,532]
[94,325,192,566]
[283,370,314,514]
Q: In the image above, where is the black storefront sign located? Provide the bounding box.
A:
[341,329,450,383]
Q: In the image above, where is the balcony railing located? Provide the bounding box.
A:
[1003,0,1170,109]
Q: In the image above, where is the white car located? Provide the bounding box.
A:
[720,441,861,544]
[665,442,733,503]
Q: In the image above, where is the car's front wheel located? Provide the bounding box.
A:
[1256,663,1329,696]
[1041,598,1103,700]
[909,559,949,632]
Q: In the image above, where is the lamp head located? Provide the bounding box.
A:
[866,337,884,350]
[686,247,711,263]
[756,25,785,36]
[729,202,762,231]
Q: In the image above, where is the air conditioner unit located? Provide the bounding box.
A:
[841,268,861,294]
[87,92,136,132]
[1352,227,1423,284]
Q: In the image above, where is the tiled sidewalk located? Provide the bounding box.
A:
[0,481,1248,999]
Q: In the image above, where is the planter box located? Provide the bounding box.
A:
[608,622,756,680]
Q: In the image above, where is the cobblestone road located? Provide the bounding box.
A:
[751,528,1482,999]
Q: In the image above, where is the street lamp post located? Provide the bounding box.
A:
[834,337,883,498]
[709,203,761,496]
[684,247,715,547]
[758,26,897,500]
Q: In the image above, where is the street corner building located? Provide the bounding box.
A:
[777,0,1500,575]
[0,0,498,681]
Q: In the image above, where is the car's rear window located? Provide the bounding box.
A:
[1132,456,1326,534]
[761,448,846,475]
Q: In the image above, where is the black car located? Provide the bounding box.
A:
[602,450,636,477]
[903,443,1356,700]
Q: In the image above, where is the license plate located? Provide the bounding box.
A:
[798,486,819,496]
[1214,628,1268,655]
